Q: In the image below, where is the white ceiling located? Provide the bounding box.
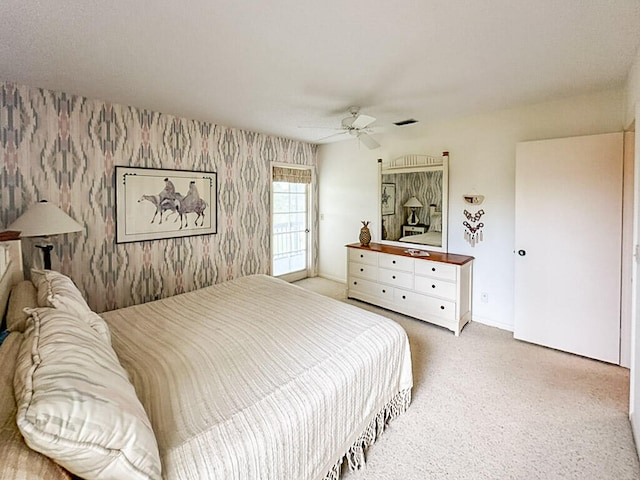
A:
[1,0,639,145]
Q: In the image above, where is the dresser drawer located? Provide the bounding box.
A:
[414,276,457,301]
[394,288,456,321]
[348,277,393,301]
[378,253,414,272]
[422,297,457,321]
[348,248,378,266]
[378,267,413,289]
[349,262,378,281]
[414,259,457,281]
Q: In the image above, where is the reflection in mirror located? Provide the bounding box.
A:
[379,153,449,253]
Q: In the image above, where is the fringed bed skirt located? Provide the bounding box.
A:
[323,388,412,480]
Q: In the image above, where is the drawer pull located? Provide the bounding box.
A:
[432,284,436,289]
[440,305,445,310]
[402,295,406,299]
[360,254,364,258]
[382,289,386,293]
[432,267,436,272]
[360,268,364,272]
[392,260,396,264]
[392,275,396,279]
[353,281,358,285]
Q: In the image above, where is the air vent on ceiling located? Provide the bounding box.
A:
[393,118,418,126]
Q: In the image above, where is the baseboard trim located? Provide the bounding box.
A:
[317,273,346,283]
[472,315,513,332]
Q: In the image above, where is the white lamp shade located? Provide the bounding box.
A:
[8,200,83,237]
[403,196,423,208]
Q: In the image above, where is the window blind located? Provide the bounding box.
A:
[272,166,312,184]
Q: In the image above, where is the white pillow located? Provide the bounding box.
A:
[31,269,90,315]
[14,307,161,480]
[30,269,111,344]
[0,332,74,480]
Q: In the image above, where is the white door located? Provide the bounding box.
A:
[271,165,312,282]
[514,132,623,364]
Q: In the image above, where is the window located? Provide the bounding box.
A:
[271,165,312,281]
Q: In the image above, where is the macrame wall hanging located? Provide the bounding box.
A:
[462,194,485,247]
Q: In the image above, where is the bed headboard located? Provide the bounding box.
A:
[0,232,24,320]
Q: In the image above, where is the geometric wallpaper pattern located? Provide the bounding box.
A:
[381,170,443,240]
[0,82,318,312]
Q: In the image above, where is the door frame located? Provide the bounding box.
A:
[628,118,639,453]
[270,162,315,282]
[622,131,635,367]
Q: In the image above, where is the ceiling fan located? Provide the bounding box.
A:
[316,106,381,149]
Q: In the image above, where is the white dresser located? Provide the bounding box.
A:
[347,243,473,335]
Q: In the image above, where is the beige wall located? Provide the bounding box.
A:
[318,88,625,331]
[625,44,640,129]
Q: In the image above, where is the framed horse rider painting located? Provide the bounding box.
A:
[115,166,218,243]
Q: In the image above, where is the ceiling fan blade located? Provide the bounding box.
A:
[317,131,347,142]
[358,132,380,150]
[298,125,342,129]
[351,114,376,130]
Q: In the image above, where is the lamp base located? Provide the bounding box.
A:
[407,209,419,226]
[35,244,53,270]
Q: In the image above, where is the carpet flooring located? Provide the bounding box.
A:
[294,277,640,480]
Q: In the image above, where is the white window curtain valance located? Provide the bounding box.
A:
[272,166,312,184]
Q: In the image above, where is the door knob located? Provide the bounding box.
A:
[518,249,526,256]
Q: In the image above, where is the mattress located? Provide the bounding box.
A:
[101,274,413,480]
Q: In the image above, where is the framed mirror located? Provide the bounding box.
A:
[378,153,449,253]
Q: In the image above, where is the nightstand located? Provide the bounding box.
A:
[402,224,427,236]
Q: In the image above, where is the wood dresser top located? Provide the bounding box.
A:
[346,242,474,266]
[0,231,21,241]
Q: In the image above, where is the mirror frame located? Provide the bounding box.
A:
[377,153,449,253]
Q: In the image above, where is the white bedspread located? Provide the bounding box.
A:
[101,275,413,480]
[399,230,442,246]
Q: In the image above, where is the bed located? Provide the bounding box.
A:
[0,237,413,480]
[398,230,442,246]
[398,206,443,246]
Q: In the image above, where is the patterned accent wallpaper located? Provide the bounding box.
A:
[381,171,442,240]
[0,82,317,312]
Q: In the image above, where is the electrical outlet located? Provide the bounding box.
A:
[480,292,489,303]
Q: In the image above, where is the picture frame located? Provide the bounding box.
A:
[115,166,217,243]
[381,182,395,215]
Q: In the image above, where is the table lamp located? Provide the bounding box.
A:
[403,196,423,225]
[8,200,83,269]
